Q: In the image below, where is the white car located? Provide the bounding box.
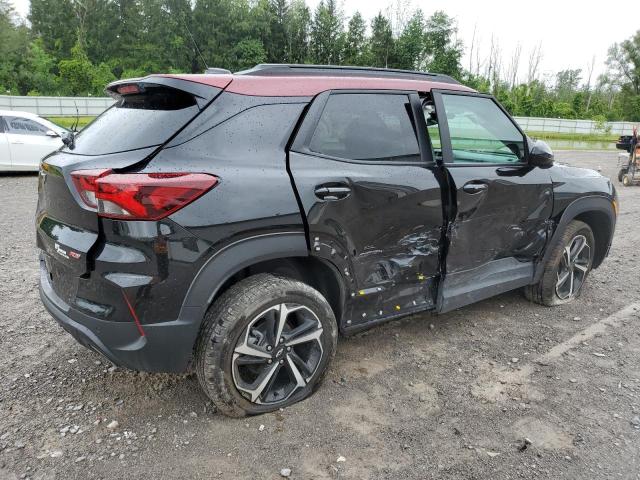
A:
[0,110,68,172]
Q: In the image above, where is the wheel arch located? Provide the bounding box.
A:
[533,195,615,282]
[178,232,347,350]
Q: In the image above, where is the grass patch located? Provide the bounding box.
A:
[525,131,618,142]
[46,116,95,130]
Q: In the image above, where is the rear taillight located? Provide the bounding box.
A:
[71,170,218,220]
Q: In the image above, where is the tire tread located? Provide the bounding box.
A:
[195,273,336,417]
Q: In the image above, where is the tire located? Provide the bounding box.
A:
[524,220,595,306]
[195,273,338,417]
[618,168,627,182]
[622,174,631,187]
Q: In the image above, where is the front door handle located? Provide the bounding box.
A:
[314,184,351,201]
[462,182,488,194]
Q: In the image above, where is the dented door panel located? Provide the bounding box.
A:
[446,165,553,273]
[289,151,443,326]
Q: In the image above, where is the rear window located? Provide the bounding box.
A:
[67,86,199,155]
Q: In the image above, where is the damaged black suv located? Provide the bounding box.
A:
[37,64,617,416]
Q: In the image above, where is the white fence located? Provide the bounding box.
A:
[514,117,634,136]
[0,95,114,117]
[0,94,636,135]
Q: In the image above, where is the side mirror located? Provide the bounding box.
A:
[46,130,59,137]
[528,139,554,167]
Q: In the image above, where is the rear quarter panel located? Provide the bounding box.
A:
[159,93,311,247]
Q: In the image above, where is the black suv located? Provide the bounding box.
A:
[37,64,617,416]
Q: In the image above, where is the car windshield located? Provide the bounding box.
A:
[39,117,69,135]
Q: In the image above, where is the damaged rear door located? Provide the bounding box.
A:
[429,90,553,312]
[289,90,445,329]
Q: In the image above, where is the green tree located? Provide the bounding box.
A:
[0,1,29,94]
[265,0,288,62]
[19,40,60,95]
[232,38,267,71]
[310,0,343,64]
[285,0,310,63]
[369,13,393,68]
[58,42,114,95]
[394,10,425,70]
[342,12,368,66]
[555,69,582,102]
[607,32,640,94]
[424,11,462,78]
[29,0,78,60]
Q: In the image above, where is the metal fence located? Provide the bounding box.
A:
[0,95,114,117]
[0,94,636,135]
[514,117,634,136]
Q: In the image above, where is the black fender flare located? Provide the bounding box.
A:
[182,232,309,312]
[159,232,307,370]
[533,195,616,283]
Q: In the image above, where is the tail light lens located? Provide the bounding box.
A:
[71,170,218,220]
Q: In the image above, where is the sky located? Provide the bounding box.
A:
[10,0,638,85]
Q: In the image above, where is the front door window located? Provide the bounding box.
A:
[440,95,526,164]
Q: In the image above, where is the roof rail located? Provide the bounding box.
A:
[235,64,460,85]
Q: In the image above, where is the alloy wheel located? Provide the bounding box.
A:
[555,234,591,300]
[231,303,324,405]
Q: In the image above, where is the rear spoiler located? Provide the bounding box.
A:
[106,75,231,109]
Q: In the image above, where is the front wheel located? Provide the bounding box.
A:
[195,274,337,417]
[524,220,595,306]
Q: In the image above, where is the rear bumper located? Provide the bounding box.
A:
[40,259,202,373]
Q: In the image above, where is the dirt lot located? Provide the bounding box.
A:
[1,151,639,480]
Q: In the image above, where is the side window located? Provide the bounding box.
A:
[308,93,420,162]
[441,95,525,164]
[5,116,49,136]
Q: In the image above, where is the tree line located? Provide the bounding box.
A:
[1,0,639,122]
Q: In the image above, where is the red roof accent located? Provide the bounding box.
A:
[152,73,474,97]
[156,74,233,90]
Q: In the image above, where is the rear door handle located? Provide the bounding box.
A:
[462,182,488,194]
[314,184,351,201]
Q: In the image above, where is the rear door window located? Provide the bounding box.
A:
[5,116,49,136]
[308,93,420,162]
[68,86,199,155]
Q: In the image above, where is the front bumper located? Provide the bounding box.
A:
[40,259,202,373]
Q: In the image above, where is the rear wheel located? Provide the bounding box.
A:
[622,174,632,187]
[195,274,337,417]
[524,220,595,306]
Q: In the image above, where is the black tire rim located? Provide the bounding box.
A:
[555,234,591,300]
[231,303,324,405]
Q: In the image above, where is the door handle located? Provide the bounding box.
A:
[10,141,24,145]
[314,184,351,201]
[462,182,488,194]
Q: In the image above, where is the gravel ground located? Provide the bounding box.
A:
[0,151,639,480]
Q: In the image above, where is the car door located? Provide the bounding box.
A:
[289,90,446,329]
[0,117,11,169]
[428,90,554,312]
[4,116,61,170]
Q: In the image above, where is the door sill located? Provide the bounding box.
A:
[438,257,533,313]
